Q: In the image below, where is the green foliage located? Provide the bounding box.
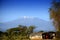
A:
[0,25,35,40]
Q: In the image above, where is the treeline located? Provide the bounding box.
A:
[0,25,35,40]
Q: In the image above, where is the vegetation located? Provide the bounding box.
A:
[49,0,60,40]
[0,25,35,40]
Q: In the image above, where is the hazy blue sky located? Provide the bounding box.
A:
[0,0,52,23]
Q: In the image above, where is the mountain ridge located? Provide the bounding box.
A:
[0,17,56,32]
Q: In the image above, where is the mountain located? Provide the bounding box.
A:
[0,17,56,32]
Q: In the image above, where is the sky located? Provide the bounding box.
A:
[0,0,52,23]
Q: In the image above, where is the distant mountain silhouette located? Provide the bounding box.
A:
[0,17,56,32]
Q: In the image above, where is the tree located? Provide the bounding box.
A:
[28,26,35,33]
[49,0,60,40]
[38,31,44,33]
[50,0,60,31]
[0,31,3,37]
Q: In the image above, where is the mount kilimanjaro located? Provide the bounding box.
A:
[0,17,56,32]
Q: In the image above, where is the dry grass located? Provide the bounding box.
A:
[30,38,42,40]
